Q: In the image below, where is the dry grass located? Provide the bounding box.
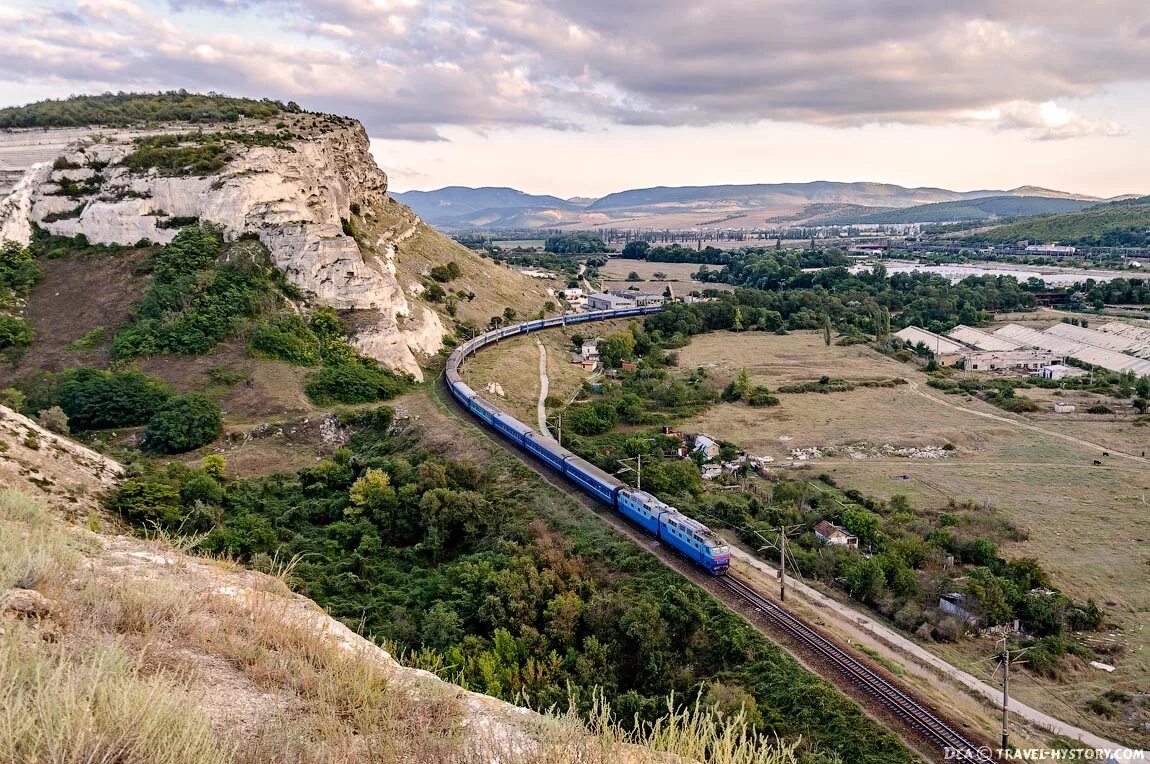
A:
[672,330,1150,745]
[0,487,804,764]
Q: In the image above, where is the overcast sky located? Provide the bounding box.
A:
[4,0,1150,198]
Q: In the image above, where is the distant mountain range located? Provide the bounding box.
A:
[389,182,1121,231]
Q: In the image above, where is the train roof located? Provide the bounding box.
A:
[663,511,725,546]
[492,412,534,436]
[564,455,627,491]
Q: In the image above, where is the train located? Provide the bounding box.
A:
[445,306,731,575]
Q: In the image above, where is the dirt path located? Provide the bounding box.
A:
[535,338,553,439]
[907,380,1150,465]
[727,548,1139,753]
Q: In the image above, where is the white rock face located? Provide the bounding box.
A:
[0,121,445,379]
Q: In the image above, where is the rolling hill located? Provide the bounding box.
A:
[969,196,1150,247]
[819,195,1099,226]
[394,182,1108,231]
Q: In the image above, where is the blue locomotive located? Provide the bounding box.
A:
[445,308,731,575]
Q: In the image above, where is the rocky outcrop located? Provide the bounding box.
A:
[0,117,444,378]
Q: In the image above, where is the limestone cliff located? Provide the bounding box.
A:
[0,114,478,379]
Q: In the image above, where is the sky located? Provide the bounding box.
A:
[3,0,1150,198]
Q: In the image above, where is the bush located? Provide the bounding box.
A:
[58,368,171,430]
[35,406,70,434]
[304,362,408,405]
[1086,404,1113,415]
[109,480,183,526]
[429,262,462,282]
[746,386,779,407]
[142,394,223,453]
[0,315,34,350]
[247,315,320,366]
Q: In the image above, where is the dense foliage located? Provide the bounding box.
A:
[0,91,299,128]
[544,233,608,254]
[107,414,914,764]
[55,368,171,430]
[0,242,43,351]
[141,393,224,453]
[113,225,290,358]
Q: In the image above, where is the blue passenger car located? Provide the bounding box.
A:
[491,412,533,447]
[523,432,571,471]
[563,456,623,505]
[616,489,671,534]
[468,395,500,426]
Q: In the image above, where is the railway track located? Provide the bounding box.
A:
[433,376,998,763]
[716,574,996,763]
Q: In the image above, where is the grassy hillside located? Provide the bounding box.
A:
[823,196,1096,225]
[0,91,299,128]
[969,197,1150,246]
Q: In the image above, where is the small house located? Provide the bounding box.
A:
[580,339,599,361]
[620,361,638,371]
[1053,401,1076,414]
[700,464,723,480]
[693,435,720,460]
[813,520,858,548]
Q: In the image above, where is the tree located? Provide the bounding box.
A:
[822,312,832,346]
[626,271,641,282]
[35,406,69,434]
[621,240,650,260]
[142,393,223,453]
[421,601,464,650]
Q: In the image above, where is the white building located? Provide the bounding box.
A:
[1039,363,1084,380]
[586,292,635,310]
[1053,402,1077,413]
[560,287,584,301]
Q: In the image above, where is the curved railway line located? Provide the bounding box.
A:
[443,308,998,763]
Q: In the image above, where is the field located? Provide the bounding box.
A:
[598,259,736,296]
[674,330,1150,743]
[464,319,634,425]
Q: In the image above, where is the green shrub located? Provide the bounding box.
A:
[246,315,320,366]
[35,406,70,434]
[142,394,223,453]
[109,480,183,526]
[113,225,288,358]
[304,362,408,405]
[1086,404,1113,415]
[0,315,34,350]
[0,241,41,294]
[57,368,171,430]
[746,386,779,406]
[429,262,462,282]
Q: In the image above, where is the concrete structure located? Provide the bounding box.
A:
[962,349,1057,372]
[560,288,584,300]
[947,324,1025,351]
[585,292,635,310]
[813,520,859,548]
[993,324,1150,377]
[1039,363,1084,380]
[893,326,968,366]
[1053,402,1077,413]
[693,435,720,460]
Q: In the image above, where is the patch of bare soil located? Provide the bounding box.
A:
[1,248,153,384]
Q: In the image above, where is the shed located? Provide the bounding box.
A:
[1053,401,1076,414]
[1039,363,1083,380]
[938,592,979,625]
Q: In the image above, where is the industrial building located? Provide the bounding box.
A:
[585,292,636,310]
[892,326,967,366]
[946,324,1025,351]
[962,350,1058,372]
[992,323,1150,377]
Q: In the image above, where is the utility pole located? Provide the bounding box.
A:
[617,454,643,490]
[992,637,1029,752]
[754,524,803,602]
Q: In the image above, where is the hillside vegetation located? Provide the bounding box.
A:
[823,195,1096,225]
[969,197,1150,246]
[0,91,299,128]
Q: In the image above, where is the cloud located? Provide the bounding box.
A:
[1,0,1147,141]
